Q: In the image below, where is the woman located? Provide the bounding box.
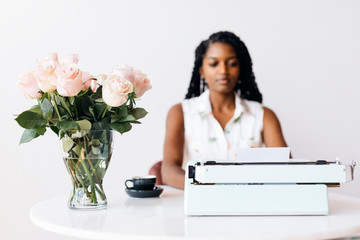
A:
[161,31,289,189]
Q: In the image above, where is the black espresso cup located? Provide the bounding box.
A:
[125,175,156,191]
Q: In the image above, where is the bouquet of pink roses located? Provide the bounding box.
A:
[15,53,152,208]
[16,53,152,143]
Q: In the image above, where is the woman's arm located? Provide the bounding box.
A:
[263,107,289,148]
[161,103,186,189]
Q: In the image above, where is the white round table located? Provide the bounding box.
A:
[30,186,360,240]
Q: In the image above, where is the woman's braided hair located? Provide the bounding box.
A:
[185,31,263,103]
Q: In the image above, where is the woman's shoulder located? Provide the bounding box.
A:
[168,103,183,113]
[167,103,183,119]
[166,103,184,128]
[262,106,279,124]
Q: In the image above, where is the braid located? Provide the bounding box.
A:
[185,31,263,103]
[185,40,208,99]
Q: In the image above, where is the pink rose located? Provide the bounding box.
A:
[90,80,99,93]
[35,52,58,92]
[133,69,152,98]
[112,64,151,98]
[17,71,42,99]
[111,64,136,83]
[102,74,133,107]
[59,54,79,65]
[81,71,98,92]
[95,74,107,85]
[56,62,83,97]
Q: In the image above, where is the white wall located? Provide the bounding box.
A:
[0,0,359,239]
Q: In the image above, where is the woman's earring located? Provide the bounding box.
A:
[200,77,207,92]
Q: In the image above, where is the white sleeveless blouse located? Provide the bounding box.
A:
[181,89,264,169]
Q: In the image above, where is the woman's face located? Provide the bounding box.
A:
[200,42,240,94]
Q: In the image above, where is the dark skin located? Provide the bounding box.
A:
[162,43,289,189]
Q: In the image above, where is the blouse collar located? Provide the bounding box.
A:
[196,89,245,119]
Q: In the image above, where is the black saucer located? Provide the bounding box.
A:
[125,186,164,198]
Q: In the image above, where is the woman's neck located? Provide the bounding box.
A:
[208,90,235,112]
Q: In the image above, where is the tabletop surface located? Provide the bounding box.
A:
[30,186,360,240]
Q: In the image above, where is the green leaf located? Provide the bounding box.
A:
[91,139,101,147]
[36,127,46,136]
[55,120,80,131]
[60,131,65,139]
[117,106,128,118]
[58,106,68,116]
[110,122,132,134]
[61,137,74,152]
[131,108,148,120]
[119,114,136,122]
[94,103,107,119]
[72,145,81,156]
[92,116,111,130]
[15,111,46,129]
[50,126,59,136]
[130,120,141,124]
[95,98,104,103]
[76,95,92,117]
[69,96,75,105]
[76,119,92,131]
[55,95,61,105]
[19,129,40,144]
[91,146,101,154]
[51,110,60,121]
[110,115,120,123]
[89,106,96,120]
[40,98,53,120]
[91,85,103,99]
[29,105,42,114]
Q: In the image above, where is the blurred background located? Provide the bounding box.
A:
[0,0,359,239]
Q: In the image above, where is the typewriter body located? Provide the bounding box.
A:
[184,159,355,216]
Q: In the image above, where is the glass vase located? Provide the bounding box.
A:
[60,130,113,210]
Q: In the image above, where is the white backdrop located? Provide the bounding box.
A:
[0,0,359,239]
